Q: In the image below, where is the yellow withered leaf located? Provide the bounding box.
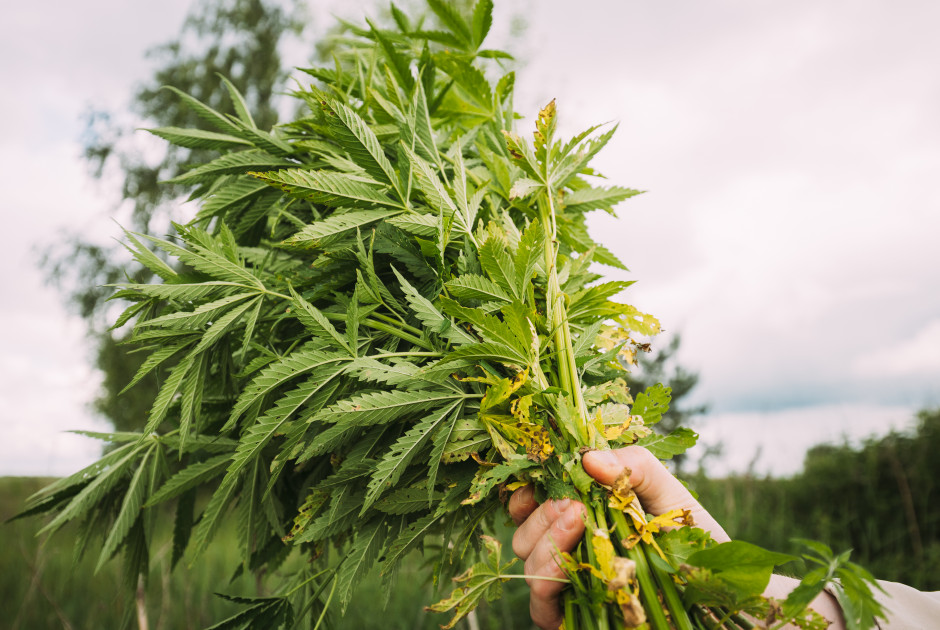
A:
[620,593,647,628]
[480,371,527,412]
[510,394,533,423]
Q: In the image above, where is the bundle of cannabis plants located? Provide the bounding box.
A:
[20,2,885,628]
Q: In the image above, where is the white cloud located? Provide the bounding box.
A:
[691,403,918,478]
[853,319,940,377]
[514,1,940,412]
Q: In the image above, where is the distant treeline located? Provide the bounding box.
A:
[690,407,940,591]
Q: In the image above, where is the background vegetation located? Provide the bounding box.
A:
[690,407,940,592]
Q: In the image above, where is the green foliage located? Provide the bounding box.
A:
[27,2,885,628]
[626,334,708,434]
[42,0,307,435]
[426,535,519,629]
[684,541,796,609]
[689,407,940,593]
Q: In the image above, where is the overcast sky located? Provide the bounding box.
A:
[2,0,937,477]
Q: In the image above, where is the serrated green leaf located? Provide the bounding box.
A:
[439,297,529,360]
[449,139,477,238]
[428,535,518,629]
[551,125,617,188]
[514,219,545,293]
[204,595,292,630]
[145,126,253,151]
[368,19,414,92]
[226,365,345,481]
[401,143,459,218]
[464,458,536,506]
[363,401,462,511]
[288,286,352,355]
[39,443,147,536]
[143,232,264,289]
[254,168,402,209]
[187,473,241,562]
[636,427,698,460]
[294,488,365,543]
[427,0,472,45]
[336,519,388,612]
[147,455,231,507]
[228,344,347,428]
[144,354,195,435]
[316,390,465,428]
[376,486,444,515]
[631,383,671,426]
[387,212,440,237]
[96,447,155,572]
[392,267,475,346]
[282,208,403,248]
[563,185,643,214]
[478,236,518,299]
[409,78,440,167]
[137,292,254,331]
[470,0,494,48]
[121,229,178,282]
[116,280,245,302]
[446,274,512,304]
[191,296,260,354]
[216,74,256,129]
[163,85,244,136]
[439,341,529,368]
[324,97,404,201]
[169,149,294,183]
[119,342,191,396]
[196,177,271,220]
[382,512,443,572]
[178,352,207,448]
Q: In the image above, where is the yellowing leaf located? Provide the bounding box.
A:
[510,394,533,423]
[427,535,520,629]
[480,371,527,411]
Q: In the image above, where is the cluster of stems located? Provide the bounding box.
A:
[536,193,754,630]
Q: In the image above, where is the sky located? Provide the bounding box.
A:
[1,0,937,478]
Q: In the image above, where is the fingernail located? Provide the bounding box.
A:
[555,498,571,512]
[588,450,619,470]
[558,507,581,532]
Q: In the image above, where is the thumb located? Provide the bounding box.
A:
[582,446,730,543]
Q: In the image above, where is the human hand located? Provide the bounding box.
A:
[508,445,845,630]
[507,445,730,629]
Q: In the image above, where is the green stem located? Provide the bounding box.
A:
[538,194,590,444]
[730,612,755,629]
[369,311,425,337]
[643,542,694,630]
[609,510,671,630]
[320,310,433,350]
[503,575,570,584]
[363,317,433,350]
[564,592,577,630]
[691,606,718,630]
[714,609,735,628]
[369,351,441,359]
